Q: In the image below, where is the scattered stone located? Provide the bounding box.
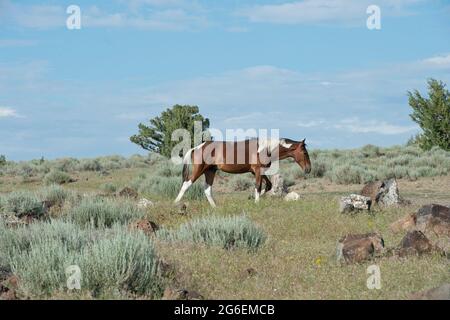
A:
[398,231,435,256]
[284,192,300,202]
[176,203,188,216]
[0,275,18,300]
[390,213,417,234]
[390,204,450,238]
[117,187,138,199]
[137,198,154,209]
[361,178,409,207]
[268,174,288,197]
[360,181,384,205]
[339,194,372,213]
[162,287,203,300]
[129,219,159,235]
[336,233,384,263]
[409,283,450,300]
[416,204,450,236]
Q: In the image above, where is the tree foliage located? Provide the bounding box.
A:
[408,79,450,151]
[130,105,210,157]
[0,155,6,166]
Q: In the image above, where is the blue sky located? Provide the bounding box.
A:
[0,0,449,160]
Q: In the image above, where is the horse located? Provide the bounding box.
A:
[174,138,311,207]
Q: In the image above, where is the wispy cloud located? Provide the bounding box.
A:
[0,1,208,31]
[333,117,418,135]
[0,107,20,118]
[0,39,37,47]
[238,0,424,26]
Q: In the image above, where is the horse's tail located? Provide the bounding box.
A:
[182,148,193,182]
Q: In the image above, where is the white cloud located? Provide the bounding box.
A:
[238,0,424,25]
[297,119,326,127]
[0,1,208,30]
[421,54,450,69]
[333,117,418,135]
[0,107,20,118]
[0,39,37,47]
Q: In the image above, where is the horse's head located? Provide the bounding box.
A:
[293,139,311,174]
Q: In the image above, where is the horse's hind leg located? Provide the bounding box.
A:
[175,164,204,204]
[204,168,217,208]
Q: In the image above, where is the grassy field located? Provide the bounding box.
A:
[0,145,449,300]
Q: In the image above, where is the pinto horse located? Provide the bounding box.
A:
[174,138,311,207]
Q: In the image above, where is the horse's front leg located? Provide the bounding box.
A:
[254,167,263,203]
[260,175,272,197]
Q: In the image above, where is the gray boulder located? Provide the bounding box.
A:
[339,194,372,213]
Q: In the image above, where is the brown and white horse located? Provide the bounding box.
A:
[174,138,311,207]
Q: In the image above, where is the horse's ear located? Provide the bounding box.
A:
[301,139,306,144]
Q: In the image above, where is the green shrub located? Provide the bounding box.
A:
[0,191,45,218]
[137,176,204,200]
[79,228,164,297]
[68,198,145,228]
[44,170,73,185]
[326,165,362,184]
[157,215,266,250]
[230,175,253,191]
[1,221,165,298]
[40,185,73,207]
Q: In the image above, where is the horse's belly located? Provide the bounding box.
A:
[217,164,251,174]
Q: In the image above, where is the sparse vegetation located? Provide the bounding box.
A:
[157,215,266,250]
[0,143,448,300]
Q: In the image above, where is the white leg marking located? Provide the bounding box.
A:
[174,180,192,203]
[204,184,216,208]
[254,188,260,203]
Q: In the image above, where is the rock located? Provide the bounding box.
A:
[162,287,204,300]
[361,178,410,207]
[360,181,384,205]
[284,192,300,201]
[336,233,384,263]
[129,219,159,235]
[177,203,188,216]
[268,174,288,197]
[416,204,450,236]
[390,213,417,233]
[409,283,450,300]
[137,198,154,209]
[117,187,138,199]
[398,231,435,256]
[0,275,18,300]
[339,194,372,213]
[378,178,401,206]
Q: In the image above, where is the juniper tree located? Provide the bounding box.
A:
[130,105,210,157]
[408,79,450,151]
